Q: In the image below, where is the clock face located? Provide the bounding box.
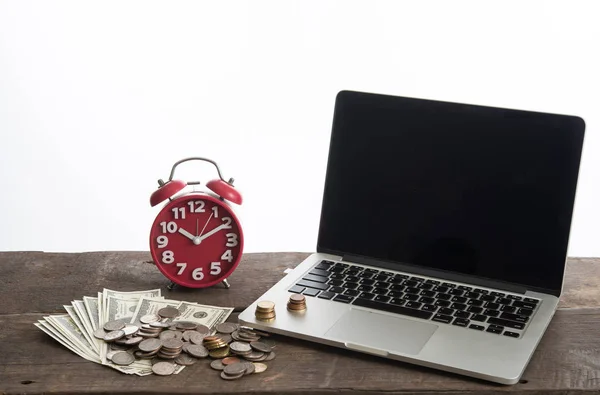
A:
[149,193,244,288]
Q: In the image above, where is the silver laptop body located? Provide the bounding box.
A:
[239,90,586,384]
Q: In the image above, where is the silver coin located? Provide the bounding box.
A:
[253,362,267,373]
[157,306,180,319]
[111,351,135,366]
[157,352,179,360]
[138,338,163,352]
[149,321,171,328]
[175,321,197,330]
[104,330,125,342]
[195,324,210,336]
[188,332,205,345]
[244,351,266,360]
[135,349,160,358]
[219,334,232,344]
[223,362,247,376]
[216,322,237,334]
[106,350,118,361]
[220,371,245,380]
[110,343,129,351]
[138,331,160,338]
[229,342,252,353]
[250,341,272,353]
[162,338,184,350]
[140,314,161,324]
[174,354,198,366]
[265,351,276,361]
[103,320,125,332]
[159,330,182,341]
[93,328,107,340]
[186,344,209,358]
[152,361,176,376]
[243,361,255,375]
[122,325,139,336]
[115,336,143,346]
[182,330,197,342]
[210,359,225,370]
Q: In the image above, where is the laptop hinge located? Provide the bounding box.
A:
[342,254,529,294]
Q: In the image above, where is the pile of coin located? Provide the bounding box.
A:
[287,294,307,312]
[254,301,276,322]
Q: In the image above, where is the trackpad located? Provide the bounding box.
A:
[325,308,438,355]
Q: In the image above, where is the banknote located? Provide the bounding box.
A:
[83,296,99,330]
[129,297,181,326]
[64,305,98,354]
[175,301,233,332]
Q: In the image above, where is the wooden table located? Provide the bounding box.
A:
[1,251,600,394]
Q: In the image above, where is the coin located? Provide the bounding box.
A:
[243,361,255,375]
[149,321,171,328]
[209,346,230,359]
[216,322,237,334]
[230,342,252,354]
[257,301,275,310]
[195,324,210,336]
[104,330,125,342]
[290,294,305,302]
[186,344,209,358]
[121,325,139,336]
[174,354,197,366]
[253,362,267,373]
[104,320,126,332]
[175,321,197,330]
[159,330,182,341]
[106,350,118,360]
[157,306,180,319]
[115,336,143,346]
[265,351,276,361]
[220,371,244,380]
[250,341,272,353]
[138,338,163,352]
[93,328,107,340]
[188,332,205,345]
[112,351,135,366]
[224,362,247,376]
[140,314,161,324]
[221,357,241,366]
[210,359,225,370]
[162,338,184,350]
[152,361,176,376]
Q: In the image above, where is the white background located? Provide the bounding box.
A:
[1,1,598,256]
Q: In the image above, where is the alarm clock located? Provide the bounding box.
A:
[149,157,244,289]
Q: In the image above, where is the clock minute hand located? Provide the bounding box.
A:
[197,224,227,243]
[177,227,196,241]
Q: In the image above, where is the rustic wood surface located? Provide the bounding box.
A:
[1,251,599,395]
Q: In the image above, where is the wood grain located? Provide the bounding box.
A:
[1,252,600,394]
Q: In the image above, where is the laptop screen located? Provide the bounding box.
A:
[317,90,585,295]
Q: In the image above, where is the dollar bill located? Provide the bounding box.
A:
[175,301,233,332]
[35,322,98,363]
[44,315,100,362]
[83,296,99,330]
[72,300,101,354]
[129,297,181,326]
[64,305,98,354]
[102,288,161,319]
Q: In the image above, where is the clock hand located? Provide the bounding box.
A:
[177,227,196,242]
[198,213,214,238]
[195,219,199,237]
[196,224,227,243]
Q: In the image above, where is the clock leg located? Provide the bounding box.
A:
[221,279,231,289]
[167,281,177,291]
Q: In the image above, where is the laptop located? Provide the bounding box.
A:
[238,90,586,384]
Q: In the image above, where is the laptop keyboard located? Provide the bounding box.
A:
[289,260,542,339]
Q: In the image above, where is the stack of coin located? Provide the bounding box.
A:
[287,294,307,312]
[137,323,164,338]
[136,338,162,359]
[254,301,276,322]
[229,341,252,358]
[231,327,262,342]
[203,335,230,358]
[220,362,249,380]
[158,338,184,359]
[157,306,181,320]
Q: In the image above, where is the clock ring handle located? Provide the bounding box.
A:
[167,157,231,185]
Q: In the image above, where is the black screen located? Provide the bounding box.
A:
[317,91,585,295]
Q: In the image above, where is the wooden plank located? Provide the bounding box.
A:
[0,252,598,315]
[1,309,600,394]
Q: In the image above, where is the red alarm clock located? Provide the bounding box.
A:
[149,157,244,289]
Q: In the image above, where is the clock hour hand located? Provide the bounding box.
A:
[177,227,196,242]
[196,224,227,243]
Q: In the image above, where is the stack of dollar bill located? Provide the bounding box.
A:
[34,288,233,376]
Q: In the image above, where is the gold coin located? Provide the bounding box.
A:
[257,301,275,310]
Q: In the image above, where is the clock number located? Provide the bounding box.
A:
[222,217,232,229]
[210,262,221,275]
[171,207,186,220]
[160,221,178,234]
[211,206,219,218]
[225,233,238,247]
[156,235,168,248]
[221,249,233,262]
[188,201,206,213]
[176,262,186,275]
[192,268,204,280]
[162,250,174,264]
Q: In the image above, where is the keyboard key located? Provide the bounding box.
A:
[390,298,405,306]
[357,284,373,292]
[345,276,360,283]
[403,294,420,301]
[303,274,328,283]
[330,273,345,280]
[507,295,522,301]
[328,279,344,287]
[352,298,433,320]
[425,279,440,285]
[364,268,379,273]
[373,275,388,282]
[289,285,305,294]
[452,318,470,327]
[360,278,376,286]
[499,312,529,323]
[358,272,374,279]
[484,302,500,310]
[329,266,345,273]
[490,291,505,297]
[487,317,525,330]
[524,297,539,304]
[504,331,520,338]
[318,291,335,300]
[467,299,484,306]
[405,287,420,295]
[435,300,451,307]
[390,284,405,292]
[421,304,437,312]
[481,294,496,302]
[442,282,456,288]
[335,263,349,268]
[451,303,467,311]
[303,288,320,297]
[451,296,467,304]
[438,307,454,315]
[329,286,345,293]
[373,287,389,295]
[382,271,395,276]
[374,281,390,288]
[501,305,516,313]
[449,289,464,296]
[420,290,436,297]
[467,306,483,314]
[418,283,434,290]
[517,308,534,316]
[469,324,485,330]
[454,311,470,319]
[333,294,354,303]
[374,295,391,303]
[436,293,452,301]
[512,301,536,310]
[434,286,449,293]
[389,277,404,285]
[405,301,422,309]
[315,262,333,270]
[359,292,375,300]
[432,314,453,324]
[404,280,420,288]
[297,279,330,291]
[343,289,360,297]
[419,296,435,305]
[458,285,473,291]
[410,276,425,282]
[471,314,487,322]
[483,309,500,317]
[309,268,330,277]
[394,274,410,280]
[473,289,489,295]
[344,282,359,290]
[486,326,503,334]
[496,297,512,305]
[464,291,480,299]
[387,291,404,298]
